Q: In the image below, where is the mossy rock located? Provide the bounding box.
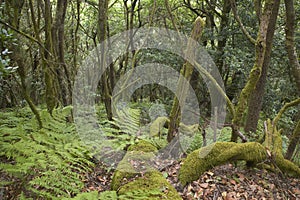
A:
[150,116,199,137]
[127,140,158,153]
[118,171,182,200]
[111,141,158,190]
[179,142,267,185]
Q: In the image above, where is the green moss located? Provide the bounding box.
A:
[150,116,169,137]
[127,140,158,153]
[275,156,300,177]
[179,142,267,185]
[111,141,158,190]
[118,171,182,200]
[111,151,156,190]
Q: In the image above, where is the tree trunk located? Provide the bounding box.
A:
[284,0,300,94]
[53,0,72,106]
[244,0,280,133]
[7,0,43,128]
[44,0,58,115]
[216,0,231,76]
[167,17,205,142]
[98,0,113,120]
[231,0,280,141]
[285,120,300,160]
[14,51,43,129]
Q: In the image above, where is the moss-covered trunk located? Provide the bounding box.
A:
[244,0,280,133]
[53,0,72,106]
[167,17,205,142]
[231,0,280,141]
[44,0,59,115]
[8,0,43,128]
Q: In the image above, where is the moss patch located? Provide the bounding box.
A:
[111,141,158,190]
[118,171,182,200]
[179,142,267,185]
[127,140,158,153]
[179,140,300,186]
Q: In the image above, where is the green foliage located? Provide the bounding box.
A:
[62,191,103,200]
[0,106,94,199]
[95,105,142,152]
[0,23,17,77]
[118,188,163,200]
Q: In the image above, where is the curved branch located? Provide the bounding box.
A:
[0,19,53,57]
[193,61,235,118]
[273,98,300,127]
[229,0,256,45]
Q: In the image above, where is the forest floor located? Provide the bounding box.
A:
[84,161,300,200]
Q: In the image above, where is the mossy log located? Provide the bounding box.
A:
[111,140,181,199]
[179,119,300,185]
[179,142,266,185]
[118,171,182,200]
[111,141,157,190]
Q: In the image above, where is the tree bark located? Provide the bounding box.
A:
[53,0,72,106]
[98,0,113,120]
[231,0,280,141]
[44,0,58,115]
[244,0,280,133]
[285,120,300,160]
[216,0,231,76]
[284,0,300,94]
[7,0,43,128]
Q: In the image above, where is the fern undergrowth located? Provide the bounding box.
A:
[0,106,94,199]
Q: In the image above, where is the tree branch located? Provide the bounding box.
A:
[273,98,300,127]
[229,0,256,45]
[0,19,53,57]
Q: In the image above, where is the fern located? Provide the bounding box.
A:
[0,107,94,199]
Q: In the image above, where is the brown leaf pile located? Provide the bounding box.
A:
[83,161,300,199]
[162,162,300,200]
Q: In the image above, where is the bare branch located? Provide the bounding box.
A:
[273,98,300,127]
[229,0,256,45]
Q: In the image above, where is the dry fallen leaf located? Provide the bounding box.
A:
[199,183,209,189]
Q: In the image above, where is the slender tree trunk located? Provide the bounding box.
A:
[284,0,300,93]
[285,120,300,160]
[53,0,72,106]
[98,0,113,120]
[44,0,58,115]
[216,0,231,76]
[14,51,43,129]
[244,0,280,133]
[7,0,43,128]
[231,0,280,141]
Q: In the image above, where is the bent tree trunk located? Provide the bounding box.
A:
[13,48,43,129]
[167,17,205,142]
[7,0,43,128]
